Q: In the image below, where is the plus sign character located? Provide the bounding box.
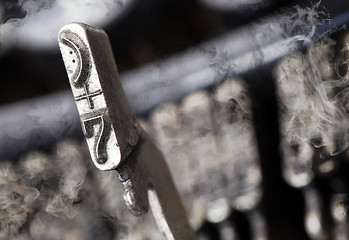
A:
[58,23,139,171]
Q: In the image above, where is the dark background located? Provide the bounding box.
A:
[1,1,349,240]
[1,0,349,104]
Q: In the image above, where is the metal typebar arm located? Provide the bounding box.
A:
[58,23,196,240]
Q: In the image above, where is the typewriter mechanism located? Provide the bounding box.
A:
[1,1,349,239]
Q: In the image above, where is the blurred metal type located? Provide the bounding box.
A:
[1,11,349,161]
[58,23,197,240]
[121,10,349,115]
[59,23,139,170]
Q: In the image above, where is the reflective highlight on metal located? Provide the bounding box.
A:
[58,23,139,170]
[58,23,197,240]
[116,129,197,239]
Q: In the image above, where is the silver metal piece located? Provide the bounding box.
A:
[58,23,139,170]
[117,130,197,239]
[58,23,196,240]
[303,185,329,240]
[331,194,349,240]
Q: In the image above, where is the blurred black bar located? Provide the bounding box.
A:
[0,11,349,161]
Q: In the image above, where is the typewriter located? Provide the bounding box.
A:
[1,0,349,239]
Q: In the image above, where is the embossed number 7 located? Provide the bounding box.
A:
[82,115,111,165]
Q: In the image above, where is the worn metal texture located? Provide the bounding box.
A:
[58,22,196,240]
[117,130,197,240]
[58,23,139,170]
[2,11,349,163]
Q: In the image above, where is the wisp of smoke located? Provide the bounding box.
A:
[0,1,345,238]
[276,18,349,187]
[277,42,349,153]
[0,140,166,240]
[200,2,328,81]
[0,0,133,52]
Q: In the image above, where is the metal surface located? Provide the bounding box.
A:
[58,23,196,239]
[2,11,349,162]
[117,130,197,240]
[59,23,139,170]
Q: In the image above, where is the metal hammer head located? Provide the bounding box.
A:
[58,23,139,171]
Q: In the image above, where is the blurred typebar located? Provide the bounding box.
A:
[2,0,349,239]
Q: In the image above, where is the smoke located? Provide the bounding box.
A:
[0,0,133,52]
[198,3,328,83]
[0,140,167,240]
[276,30,349,187]
[277,41,349,154]
[0,1,344,238]
[137,2,331,227]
